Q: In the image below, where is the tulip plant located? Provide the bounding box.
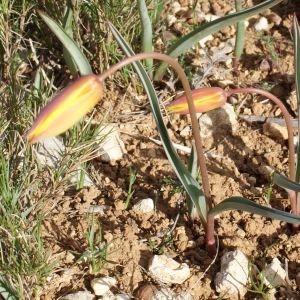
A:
[26,8,300,257]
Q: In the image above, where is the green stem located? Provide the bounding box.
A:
[99,52,212,213]
[233,0,245,74]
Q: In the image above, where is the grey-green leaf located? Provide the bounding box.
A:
[273,173,300,192]
[154,0,282,80]
[38,10,92,75]
[293,16,300,181]
[62,1,78,77]
[108,20,207,225]
[209,196,300,224]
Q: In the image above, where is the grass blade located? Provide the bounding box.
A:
[108,20,207,225]
[38,10,92,75]
[154,0,282,80]
[208,196,300,224]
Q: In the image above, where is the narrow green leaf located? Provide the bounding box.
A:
[187,144,198,221]
[137,0,153,75]
[293,16,300,182]
[108,21,207,225]
[153,0,165,23]
[154,0,282,80]
[0,275,18,300]
[208,196,300,224]
[38,10,92,75]
[273,173,300,192]
[62,1,78,77]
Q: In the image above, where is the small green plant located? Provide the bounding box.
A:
[264,172,275,204]
[72,213,118,274]
[124,167,139,209]
[162,177,185,194]
[247,245,281,299]
[147,233,175,254]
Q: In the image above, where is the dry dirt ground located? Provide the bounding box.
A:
[39,0,300,299]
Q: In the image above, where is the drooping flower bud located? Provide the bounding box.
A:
[167,87,227,114]
[25,74,103,144]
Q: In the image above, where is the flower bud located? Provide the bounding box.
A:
[167,87,227,114]
[25,74,103,144]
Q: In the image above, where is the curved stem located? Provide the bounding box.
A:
[99,52,212,212]
[226,88,295,182]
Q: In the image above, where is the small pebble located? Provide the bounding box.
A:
[253,17,268,31]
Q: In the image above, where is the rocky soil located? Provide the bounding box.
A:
[38,0,300,299]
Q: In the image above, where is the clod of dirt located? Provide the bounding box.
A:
[214,250,249,298]
[148,255,190,284]
[135,284,158,300]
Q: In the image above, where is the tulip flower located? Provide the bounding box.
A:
[166,87,227,114]
[25,74,104,144]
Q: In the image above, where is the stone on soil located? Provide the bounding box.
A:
[214,250,249,297]
[103,290,130,300]
[98,125,126,163]
[262,123,288,140]
[264,258,286,289]
[148,255,190,284]
[198,103,238,138]
[60,291,94,300]
[253,17,268,31]
[37,137,93,187]
[257,165,275,175]
[152,288,194,300]
[132,198,154,213]
[91,276,117,296]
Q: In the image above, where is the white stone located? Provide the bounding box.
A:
[103,290,131,300]
[171,1,181,14]
[132,198,154,213]
[258,165,275,175]
[167,14,177,26]
[91,277,117,296]
[180,126,191,137]
[263,123,288,140]
[60,291,94,300]
[214,250,249,297]
[37,137,93,187]
[84,205,109,214]
[253,17,268,31]
[199,103,238,138]
[264,258,286,289]
[148,255,190,284]
[98,125,126,162]
[152,288,194,300]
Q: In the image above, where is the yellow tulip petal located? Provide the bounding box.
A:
[25,74,103,144]
[167,87,227,114]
